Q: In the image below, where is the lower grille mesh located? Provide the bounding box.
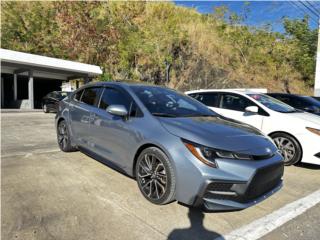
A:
[245,162,284,201]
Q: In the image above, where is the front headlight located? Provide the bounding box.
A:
[183,140,252,168]
[306,127,320,136]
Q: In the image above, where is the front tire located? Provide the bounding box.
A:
[271,132,302,166]
[135,147,176,205]
[57,120,76,152]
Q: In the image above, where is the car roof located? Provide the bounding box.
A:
[185,89,262,95]
[78,81,173,91]
[83,81,164,87]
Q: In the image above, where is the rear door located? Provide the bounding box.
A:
[69,87,102,147]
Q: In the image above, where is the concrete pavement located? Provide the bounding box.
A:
[1,112,320,240]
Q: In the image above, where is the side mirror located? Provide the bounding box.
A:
[245,106,259,113]
[106,105,128,117]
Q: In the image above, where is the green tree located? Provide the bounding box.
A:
[1,1,316,94]
[283,16,318,85]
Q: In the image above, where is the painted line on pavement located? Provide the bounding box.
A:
[215,189,320,240]
[2,148,60,158]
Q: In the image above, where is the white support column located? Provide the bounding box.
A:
[28,70,34,109]
[13,73,18,101]
[315,19,320,96]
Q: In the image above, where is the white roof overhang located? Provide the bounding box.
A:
[0,49,102,80]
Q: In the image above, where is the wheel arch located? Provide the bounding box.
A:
[268,131,303,162]
[132,143,170,177]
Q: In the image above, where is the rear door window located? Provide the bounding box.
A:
[73,90,84,102]
[81,87,102,106]
[191,93,220,107]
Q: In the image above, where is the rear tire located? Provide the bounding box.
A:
[135,147,176,205]
[57,120,77,152]
[271,132,302,166]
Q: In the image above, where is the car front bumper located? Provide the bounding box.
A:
[192,161,284,211]
[169,142,284,211]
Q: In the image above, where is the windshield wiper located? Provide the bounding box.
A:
[181,114,215,117]
[152,113,177,118]
[283,109,300,113]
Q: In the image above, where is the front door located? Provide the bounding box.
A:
[89,87,142,170]
[213,93,265,130]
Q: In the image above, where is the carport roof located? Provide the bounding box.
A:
[0,48,102,78]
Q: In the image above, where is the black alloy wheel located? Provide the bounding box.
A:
[57,120,76,152]
[136,147,176,205]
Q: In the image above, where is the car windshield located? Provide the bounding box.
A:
[131,86,217,117]
[248,94,297,113]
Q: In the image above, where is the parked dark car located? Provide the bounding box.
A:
[312,96,320,101]
[55,82,283,211]
[267,93,320,116]
[42,91,71,113]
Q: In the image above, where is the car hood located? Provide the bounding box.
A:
[158,116,277,156]
[288,112,320,127]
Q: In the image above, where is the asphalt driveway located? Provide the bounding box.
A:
[1,112,320,240]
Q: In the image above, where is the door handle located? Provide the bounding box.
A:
[90,112,96,122]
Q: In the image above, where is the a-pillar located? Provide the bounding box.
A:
[28,70,34,109]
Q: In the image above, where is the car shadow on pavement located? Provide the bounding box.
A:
[167,207,223,240]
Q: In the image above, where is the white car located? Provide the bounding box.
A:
[186,89,320,166]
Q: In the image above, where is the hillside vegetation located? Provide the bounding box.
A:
[1,1,317,94]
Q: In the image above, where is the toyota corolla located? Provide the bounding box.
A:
[56,82,284,211]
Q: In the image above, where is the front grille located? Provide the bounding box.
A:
[245,162,283,201]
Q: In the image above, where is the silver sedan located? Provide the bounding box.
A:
[55,82,284,211]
